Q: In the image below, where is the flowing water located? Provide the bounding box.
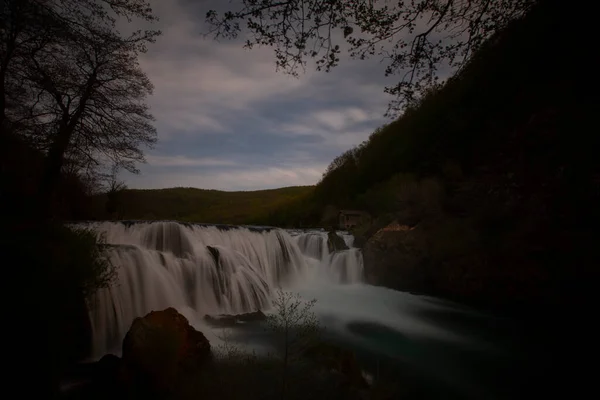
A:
[81,221,552,399]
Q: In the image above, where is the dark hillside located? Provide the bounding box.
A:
[313,0,600,314]
[90,185,315,226]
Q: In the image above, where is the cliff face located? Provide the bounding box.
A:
[361,1,600,314]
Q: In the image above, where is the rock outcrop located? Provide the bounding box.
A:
[362,214,556,313]
[327,230,348,252]
[362,221,429,293]
[121,307,211,396]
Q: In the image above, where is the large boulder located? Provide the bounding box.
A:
[362,221,429,292]
[121,308,211,396]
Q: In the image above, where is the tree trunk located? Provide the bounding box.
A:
[281,326,288,400]
[0,68,7,133]
[37,121,73,219]
[37,72,96,219]
[0,50,14,135]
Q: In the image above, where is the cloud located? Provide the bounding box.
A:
[145,155,238,168]
[118,0,397,190]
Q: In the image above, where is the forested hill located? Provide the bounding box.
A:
[299,0,599,312]
[314,0,597,214]
[93,186,314,226]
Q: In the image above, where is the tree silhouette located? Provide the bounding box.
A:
[0,0,160,211]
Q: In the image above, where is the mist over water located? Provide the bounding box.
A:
[82,221,537,399]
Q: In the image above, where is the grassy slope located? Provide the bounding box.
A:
[95,185,314,225]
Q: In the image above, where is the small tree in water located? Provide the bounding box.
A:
[267,290,321,400]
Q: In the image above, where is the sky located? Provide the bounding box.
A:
[122,0,397,191]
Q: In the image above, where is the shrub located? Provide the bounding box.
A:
[266,290,321,399]
[51,225,117,300]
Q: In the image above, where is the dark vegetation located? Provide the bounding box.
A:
[90,185,316,226]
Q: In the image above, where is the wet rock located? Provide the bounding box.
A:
[327,230,348,252]
[362,221,428,291]
[204,310,267,327]
[121,307,211,396]
[206,245,220,264]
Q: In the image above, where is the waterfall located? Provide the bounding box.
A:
[82,221,363,357]
[293,230,363,282]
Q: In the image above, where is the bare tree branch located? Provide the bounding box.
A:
[1,0,159,200]
[205,0,537,116]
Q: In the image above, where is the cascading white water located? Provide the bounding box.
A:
[295,232,329,260]
[292,230,364,283]
[77,221,531,400]
[83,221,364,358]
[328,249,364,284]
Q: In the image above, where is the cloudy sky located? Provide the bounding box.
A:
[122,0,396,191]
